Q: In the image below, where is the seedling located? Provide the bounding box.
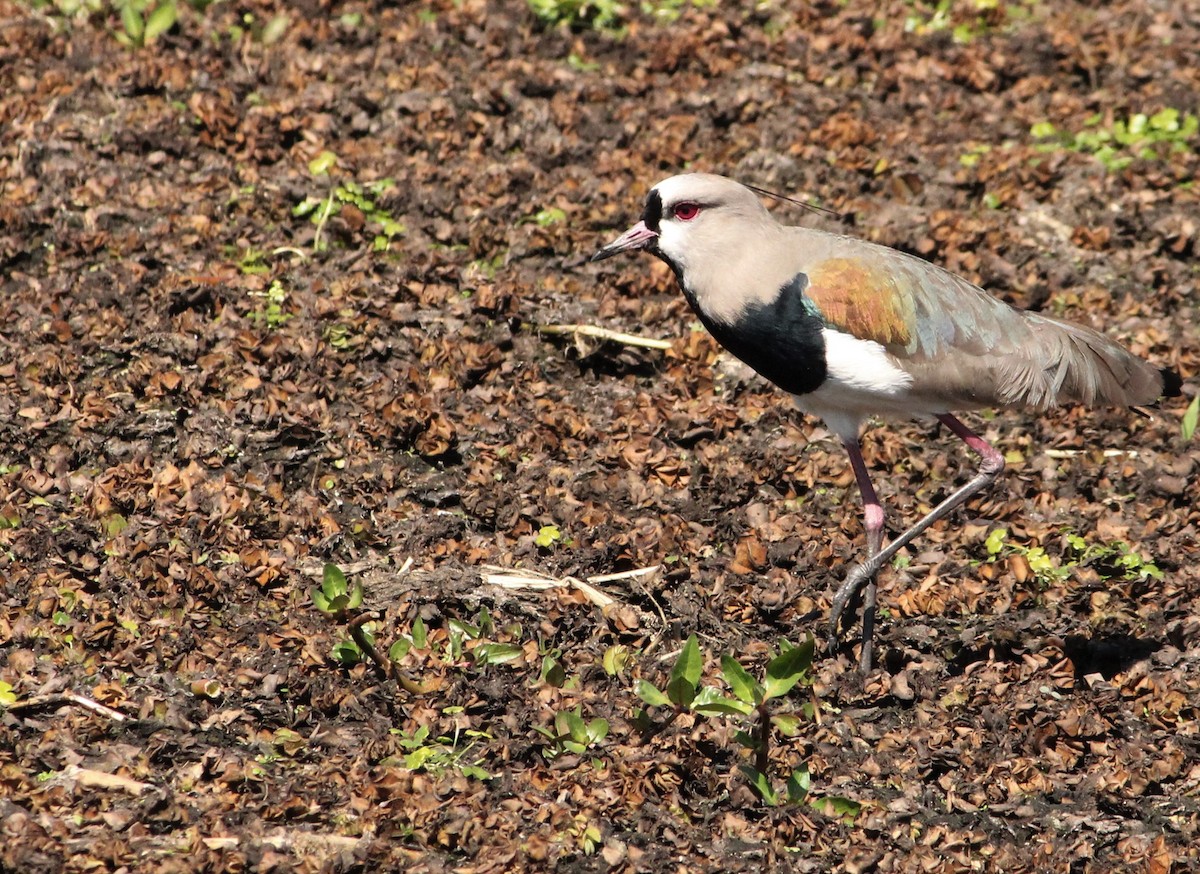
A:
[232,247,270,276]
[566,815,602,855]
[391,722,492,780]
[1032,108,1198,172]
[1063,533,1163,583]
[526,0,713,33]
[903,0,1035,45]
[534,705,610,759]
[602,644,633,677]
[311,563,364,617]
[293,153,405,253]
[384,606,527,694]
[982,528,1163,586]
[530,206,566,227]
[112,0,177,48]
[247,280,292,329]
[983,528,1069,587]
[635,634,837,808]
[222,10,289,45]
[311,563,372,666]
[526,0,626,31]
[539,652,567,687]
[324,322,352,350]
[1182,395,1198,442]
[534,524,567,549]
[694,638,816,805]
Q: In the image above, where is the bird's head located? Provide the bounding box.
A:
[591,174,774,274]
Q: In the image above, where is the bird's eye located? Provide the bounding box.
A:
[672,202,701,221]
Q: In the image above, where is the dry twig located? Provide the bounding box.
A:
[536,323,673,350]
[7,691,128,723]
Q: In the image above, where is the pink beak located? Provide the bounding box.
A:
[591,221,658,262]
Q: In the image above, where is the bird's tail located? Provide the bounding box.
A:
[999,312,1177,409]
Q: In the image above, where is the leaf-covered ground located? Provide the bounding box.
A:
[1,1,1198,871]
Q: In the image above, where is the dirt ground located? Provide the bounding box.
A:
[1,0,1198,871]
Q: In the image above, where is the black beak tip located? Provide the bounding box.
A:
[589,248,612,263]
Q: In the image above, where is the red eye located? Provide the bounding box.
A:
[672,202,701,221]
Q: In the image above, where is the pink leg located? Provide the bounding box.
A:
[841,439,884,670]
[828,415,1005,672]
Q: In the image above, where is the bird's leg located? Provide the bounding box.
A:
[828,438,885,668]
[829,415,1006,673]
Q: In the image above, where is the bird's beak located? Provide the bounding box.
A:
[590,221,658,262]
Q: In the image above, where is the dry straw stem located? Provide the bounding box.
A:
[537,323,673,350]
[7,691,128,723]
[485,564,663,609]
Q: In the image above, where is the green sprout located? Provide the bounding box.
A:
[635,634,852,810]
[534,705,610,759]
[1181,395,1198,442]
[1032,108,1199,171]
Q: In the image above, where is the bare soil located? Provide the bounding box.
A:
[1,1,1198,872]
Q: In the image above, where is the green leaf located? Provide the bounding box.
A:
[322,562,347,593]
[0,681,16,708]
[670,635,703,689]
[292,196,322,218]
[740,766,779,805]
[635,680,670,708]
[1149,107,1179,132]
[473,643,524,666]
[811,795,863,822]
[665,675,696,709]
[404,745,437,771]
[602,644,631,677]
[733,729,757,751]
[308,150,339,176]
[310,586,332,613]
[763,636,815,700]
[411,616,428,649]
[459,764,491,781]
[719,654,763,705]
[534,524,562,548]
[331,638,363,666]
[120,4,145,45]
[691,686,754,716]
[1030,121,1057,140]
[985,528,1008,556]
[1181,394,1199,441]
[586,719,609,743]
[541,655,567,687]
[533,206,566,227]
[102,513,129,538]
[388,638,411,661]
[261,13,289,45]
[771,712,804,736]
[144,1,177,42]
[786,764,811,803]
[448,618,480,640]
[558,709,588,743]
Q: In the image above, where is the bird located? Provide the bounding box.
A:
[591,172,1182,673]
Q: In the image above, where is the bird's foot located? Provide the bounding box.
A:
[827,560,875,652]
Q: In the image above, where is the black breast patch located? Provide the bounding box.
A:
[689,272,828,397]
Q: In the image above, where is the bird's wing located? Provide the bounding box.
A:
[801,241,1026,363]
[800,238,1165,409]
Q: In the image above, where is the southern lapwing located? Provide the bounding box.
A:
[591,173,1182,673]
